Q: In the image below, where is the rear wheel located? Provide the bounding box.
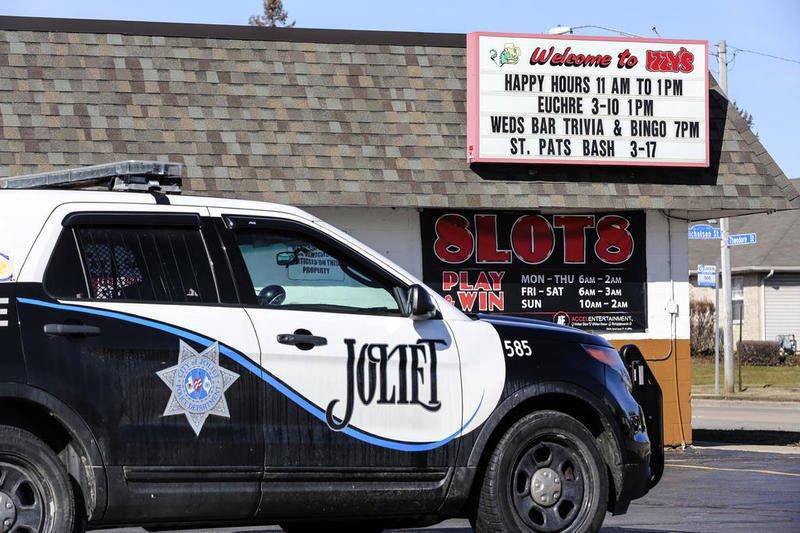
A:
[0,425,75,533]
[474,411,608,533]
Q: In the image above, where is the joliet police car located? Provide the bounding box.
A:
[0,190,662,532]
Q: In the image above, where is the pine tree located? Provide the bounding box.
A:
[732,101,756,135]
[249,0,294,27]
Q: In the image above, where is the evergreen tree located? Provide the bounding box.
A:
[732,101,756,135]
[249,0,294,27]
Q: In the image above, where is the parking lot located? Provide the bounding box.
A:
[99,444,800,533]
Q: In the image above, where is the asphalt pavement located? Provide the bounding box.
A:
[93,445,800,533]
[692,399,800,432]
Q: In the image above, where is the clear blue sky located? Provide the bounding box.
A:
[4,0,799,178]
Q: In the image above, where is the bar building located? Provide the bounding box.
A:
[0,16,797,445]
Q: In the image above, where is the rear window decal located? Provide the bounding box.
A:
[0,253,13,282]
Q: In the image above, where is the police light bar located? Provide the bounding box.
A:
[0,160,183,194]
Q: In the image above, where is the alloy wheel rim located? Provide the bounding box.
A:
[0,460,46,533]
[509,438,587,532]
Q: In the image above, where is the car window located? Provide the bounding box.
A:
[232,228,402,315]
[46,224,219,304]
[44,229,90,300]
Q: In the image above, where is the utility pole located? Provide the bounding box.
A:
[718,40,735,394]
[714,260,720,395]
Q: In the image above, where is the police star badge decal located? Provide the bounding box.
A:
[157,340,239,436]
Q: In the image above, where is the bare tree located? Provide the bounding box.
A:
[249,0,294,27]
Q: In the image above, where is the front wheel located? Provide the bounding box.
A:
[0,425,76,533]
[474,411,608,533]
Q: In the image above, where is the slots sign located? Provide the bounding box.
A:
[466,32,709,166]
[420,209,648,332]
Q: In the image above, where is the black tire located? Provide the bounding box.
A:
[474,411,608,533]
[0,425,75,532]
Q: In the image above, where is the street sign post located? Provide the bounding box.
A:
[688,224,722,240]
[727,233,757,246]
[714,263,720,395]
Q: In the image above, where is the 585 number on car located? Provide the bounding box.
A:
[503,339,532,358]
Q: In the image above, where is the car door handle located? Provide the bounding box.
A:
[276,333,327,347]
[43,324,101,337]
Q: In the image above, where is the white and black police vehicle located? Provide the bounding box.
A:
[0,163,662,532]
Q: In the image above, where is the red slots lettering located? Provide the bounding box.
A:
[433,213,634,265]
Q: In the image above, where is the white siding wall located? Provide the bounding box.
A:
[764,275,800,341]
[306,207,689,341]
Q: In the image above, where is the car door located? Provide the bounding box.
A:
[16,206,264,523]
[208,210,467,477]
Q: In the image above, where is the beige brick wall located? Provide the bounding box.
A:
[690,272,764,341]
[739,273,763,341]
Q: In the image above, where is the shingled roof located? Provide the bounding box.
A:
[0,16,797,218]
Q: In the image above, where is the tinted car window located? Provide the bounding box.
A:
[44,229,89,299]
[70,226,218,304]
[233,228,402,315]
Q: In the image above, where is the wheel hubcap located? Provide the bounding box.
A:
[0,492,15,533]
[510,439,586,532]
[530,467,561,507]
[0,461,45,532]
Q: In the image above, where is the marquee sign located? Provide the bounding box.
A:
[467,32,709,167]
[420,209,648,332]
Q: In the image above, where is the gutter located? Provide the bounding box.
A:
[689,266,800,275]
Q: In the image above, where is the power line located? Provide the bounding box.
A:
[727,45,800,66]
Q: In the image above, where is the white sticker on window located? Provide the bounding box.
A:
[287,249,345,282]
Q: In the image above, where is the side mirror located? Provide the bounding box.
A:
[276,251,297,267]
[408,285,438,321]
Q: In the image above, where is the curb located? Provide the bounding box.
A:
[692,428,800,446]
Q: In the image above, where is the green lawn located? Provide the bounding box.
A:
[692,360,800,399]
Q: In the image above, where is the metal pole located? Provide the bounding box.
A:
[718,40,735,395]
[738,313,744,392]
[714,261,720,395]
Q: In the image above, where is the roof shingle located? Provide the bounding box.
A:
[0,17,796,216]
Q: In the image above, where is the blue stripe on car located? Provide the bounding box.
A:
[18,297,482,452]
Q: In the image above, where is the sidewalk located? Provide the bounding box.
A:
[692,398,800,432]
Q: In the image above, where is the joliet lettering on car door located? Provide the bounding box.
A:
[420,209,648,332]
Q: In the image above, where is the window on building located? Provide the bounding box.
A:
[46,225,219,304]
[732,276,744,323]
[232,227,402,315]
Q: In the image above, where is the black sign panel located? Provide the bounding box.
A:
[420,209,647,332]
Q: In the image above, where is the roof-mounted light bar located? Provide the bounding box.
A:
[0,160,183,194]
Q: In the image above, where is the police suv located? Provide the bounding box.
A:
[0,187,662,532]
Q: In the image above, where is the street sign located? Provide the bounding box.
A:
[688,224,722,240]
[727,233,757,246]
[697,264,717,287]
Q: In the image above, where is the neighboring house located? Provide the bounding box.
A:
[689,182,800,342]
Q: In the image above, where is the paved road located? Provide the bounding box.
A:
[692,399,800,432]
[94,446,800,532]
